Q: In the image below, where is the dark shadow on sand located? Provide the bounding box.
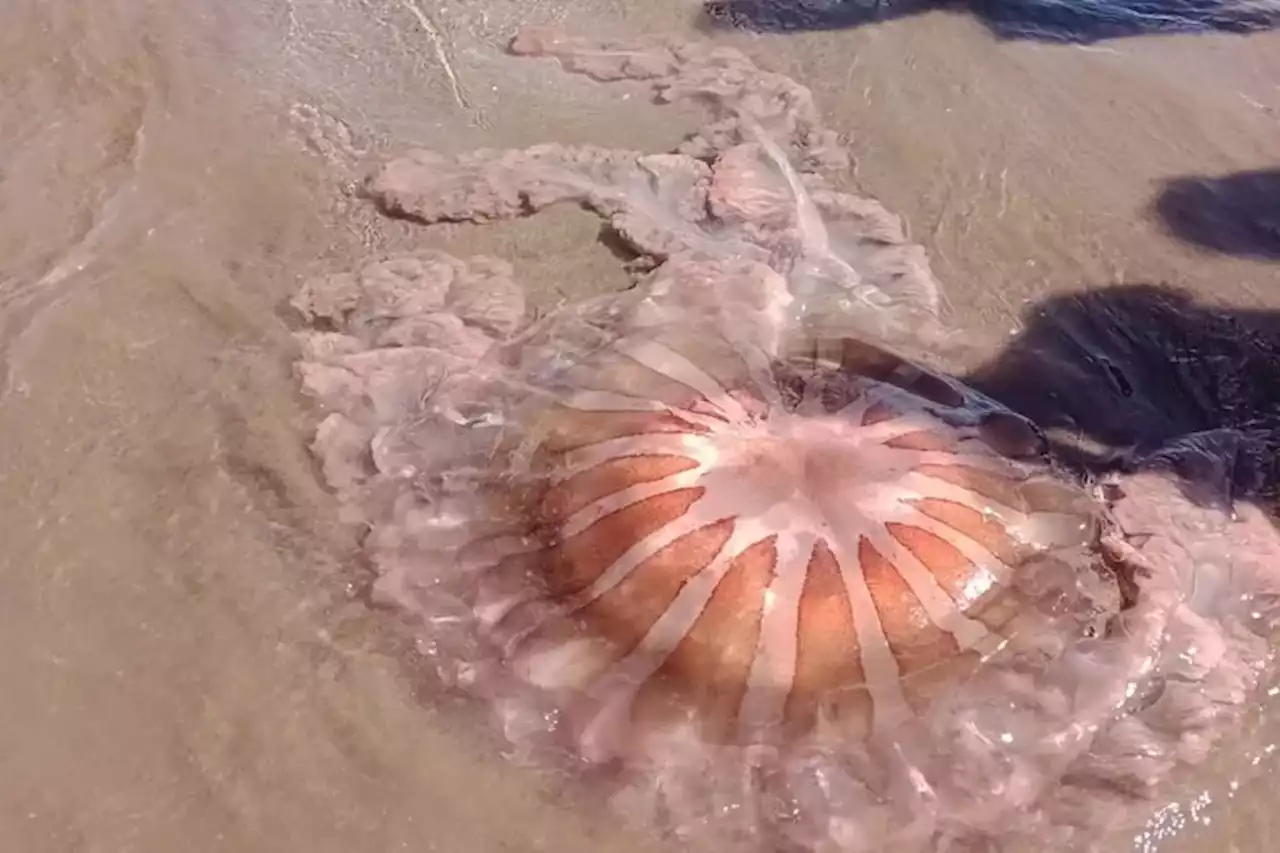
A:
[699,0,1280,44]
[962,283,1280,504]
[1153,169,1280,261]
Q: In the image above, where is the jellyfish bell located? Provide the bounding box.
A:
[298,245,1149,851]
[478,317,1110,756]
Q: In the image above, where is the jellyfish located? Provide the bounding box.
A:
[293,30,1280,853]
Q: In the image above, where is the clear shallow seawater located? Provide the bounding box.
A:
[1,1,1278,851]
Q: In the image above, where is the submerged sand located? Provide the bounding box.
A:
[1,1,1279,851]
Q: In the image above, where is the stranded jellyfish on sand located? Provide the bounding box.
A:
[293,30,1280,853]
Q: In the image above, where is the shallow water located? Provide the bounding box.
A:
[1,1,1279,851]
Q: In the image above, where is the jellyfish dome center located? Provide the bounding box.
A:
[705,408,945,534]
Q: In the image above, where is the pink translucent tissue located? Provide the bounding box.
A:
[292,29,1280,853]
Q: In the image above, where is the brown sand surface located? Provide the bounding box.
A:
[1,0,1278,851]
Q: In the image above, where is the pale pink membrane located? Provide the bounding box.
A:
[295,30,1280,853]
[367,29,946,362]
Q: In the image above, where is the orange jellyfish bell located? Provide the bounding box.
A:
[452,267,1105,769]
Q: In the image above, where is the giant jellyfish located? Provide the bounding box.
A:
[292,30,1280,853]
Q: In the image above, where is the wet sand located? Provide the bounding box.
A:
[1,1,1278,851]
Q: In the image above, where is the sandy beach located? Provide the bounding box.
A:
[1,0,1279,851]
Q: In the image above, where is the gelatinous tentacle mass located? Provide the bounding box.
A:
[467,329,1087,759]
